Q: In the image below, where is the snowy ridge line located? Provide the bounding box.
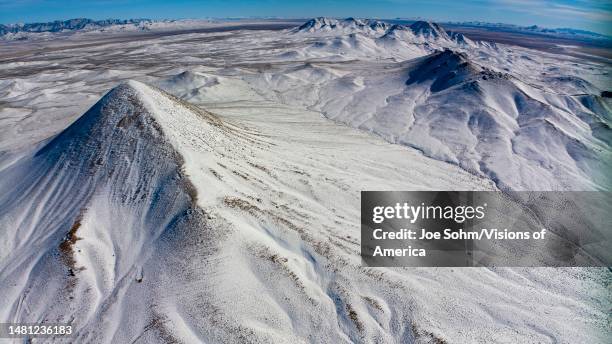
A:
[0,18,152,36]
[292,17,478,49]
[294,17,611,45]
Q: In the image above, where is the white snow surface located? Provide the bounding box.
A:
[0,18,611,343]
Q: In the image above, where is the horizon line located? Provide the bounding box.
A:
[1,16,610,37]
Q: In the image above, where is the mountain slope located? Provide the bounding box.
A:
[241,48,612,190]
[1,74,609,342]
[0,79,486,342]
[0,81,214,342]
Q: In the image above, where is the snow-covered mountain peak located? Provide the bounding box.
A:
[422,49,473,69]
[379,24,415,39]
[294,17,389,34]
[407,49,487,91]
[379,22,470,49]
[448,31,476,46]
[41,80,161,148]
[295,17,338,32]
[417,49,512,84]
[409,20,450,40]
[159,70,219,90]
[387,24,410,31]
[342,17,389,31]
[0,78,218,338]
[37,79,206,161]
[50,79,231,165]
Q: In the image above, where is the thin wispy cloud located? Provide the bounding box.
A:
[498,0,611,20]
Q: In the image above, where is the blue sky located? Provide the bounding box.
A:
[1,0,610,34]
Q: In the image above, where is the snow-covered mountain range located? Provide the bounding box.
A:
[0,17,230,41]
[0,18,151,36]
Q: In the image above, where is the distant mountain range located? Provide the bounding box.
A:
[441,21,610,41]
[0,18,151,36]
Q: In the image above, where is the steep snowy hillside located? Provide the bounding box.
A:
[0,81,210,342]
[408,21,450,40]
